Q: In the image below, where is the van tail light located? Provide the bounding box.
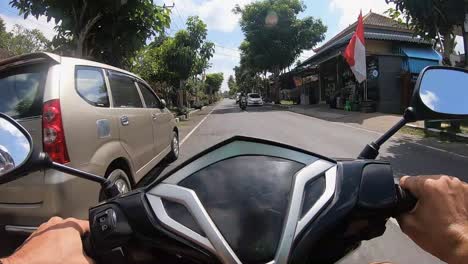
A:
[42,99,70,164]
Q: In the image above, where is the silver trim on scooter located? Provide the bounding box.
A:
[274,161,335,263]
[147,159,337,264]
[147,184,242,264]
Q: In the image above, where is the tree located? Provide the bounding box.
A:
[131,16,215,107]
[227,75,238,96]
[205,72,224,102]
[386,0,466,66]
[0,18,7,48]
[10,0,171,67]
[1,24,51,56]
[234,0,326,102]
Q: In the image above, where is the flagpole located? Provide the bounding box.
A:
[364,79,368,101]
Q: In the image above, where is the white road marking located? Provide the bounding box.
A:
[285,110,468,159]
[180,104,218,146]
[336,122,468,159]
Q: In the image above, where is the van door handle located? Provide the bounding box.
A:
[120,116,129,126]
[152,113,158,120]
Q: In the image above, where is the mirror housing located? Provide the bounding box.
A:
[0,113,35,184]
[409,66,468,122]
[160,99,167,109]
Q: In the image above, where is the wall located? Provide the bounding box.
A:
[377,55,404,113]
[366,40,392,55]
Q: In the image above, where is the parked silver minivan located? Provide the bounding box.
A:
[0,53,179,231]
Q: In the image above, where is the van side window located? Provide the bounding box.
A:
[138,82,161,109]
[75,66,109,107]
[108,71,143,108]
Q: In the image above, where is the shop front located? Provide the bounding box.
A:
[295,12,442,114]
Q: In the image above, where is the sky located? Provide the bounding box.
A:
[0,0,464,91]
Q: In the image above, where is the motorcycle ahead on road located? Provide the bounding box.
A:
[239,96,247,110]
[1,66,468,264]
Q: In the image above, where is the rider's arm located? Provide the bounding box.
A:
[398,175,468,264]
[1,217,93,264]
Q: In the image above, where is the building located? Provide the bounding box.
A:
[293,12,441,114]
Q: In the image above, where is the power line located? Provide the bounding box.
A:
[213,42,240,52]
[215,52,240,58]
[174,5,186,28]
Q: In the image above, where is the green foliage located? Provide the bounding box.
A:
[234,0,327,75]
[205,73,224,95]
[0,21,51,56]
[234,65,264,94]
[227,75,238,96]
[133,16,213,85]
[131,16,215,107]
[386,0,466,64]
[10,0,171,67]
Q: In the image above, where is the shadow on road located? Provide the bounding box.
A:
[136,159,170,188]
[210,104,281,115]
[379,138,468,181]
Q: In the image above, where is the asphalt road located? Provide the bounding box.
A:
[147,98,468,264]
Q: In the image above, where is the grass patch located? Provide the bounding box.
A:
[399,126,427,138]
[280,100,295,105]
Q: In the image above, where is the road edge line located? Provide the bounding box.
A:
[180,104,217,146]
[284,110,468,159]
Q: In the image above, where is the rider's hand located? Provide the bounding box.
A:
[1,216,94,264]
[398,175,468,264]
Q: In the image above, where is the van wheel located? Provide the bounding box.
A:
[99,168,131,201]
[167,131,179,162]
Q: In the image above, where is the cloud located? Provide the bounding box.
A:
[0,13,57,40]
[420,90,439,111]
[0,118,30,154]
[329,0,389,30]
[173,0,254,32]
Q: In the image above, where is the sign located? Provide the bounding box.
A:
[367,56,379,80]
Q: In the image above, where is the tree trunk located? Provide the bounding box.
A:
[442,32,455,66]
[75,13,102,58]
[178,80,185,108]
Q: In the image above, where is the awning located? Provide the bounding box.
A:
[401,47,442,61]
[401,47,441,74]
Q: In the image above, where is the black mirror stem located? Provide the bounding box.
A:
[40,154,120,199]
[358,108,415,160]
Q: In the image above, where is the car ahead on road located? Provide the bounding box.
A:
[247,93,264,106]
[0,52,179,231]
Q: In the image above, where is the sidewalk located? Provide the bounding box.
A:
[274,104,402,133]
[274,103,468,157]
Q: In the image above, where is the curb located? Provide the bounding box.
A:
[405,124,468,141]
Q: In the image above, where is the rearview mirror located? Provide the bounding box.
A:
[411,66,468,121]
[0,113,32,180]
[160,99,167,108]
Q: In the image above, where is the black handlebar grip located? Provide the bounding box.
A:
[394,184,418,216]
[82,232,96,260]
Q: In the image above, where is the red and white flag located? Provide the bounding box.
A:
[344,12,366,83]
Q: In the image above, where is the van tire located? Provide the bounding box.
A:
[166,131,179,163]
[99,168,131,201]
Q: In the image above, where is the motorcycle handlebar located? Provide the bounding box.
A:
[82,231,96,260]
[393,184,418,216]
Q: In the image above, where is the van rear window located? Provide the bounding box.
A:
[0,64,47,119]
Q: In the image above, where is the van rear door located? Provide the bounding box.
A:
[0,63,49,204]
